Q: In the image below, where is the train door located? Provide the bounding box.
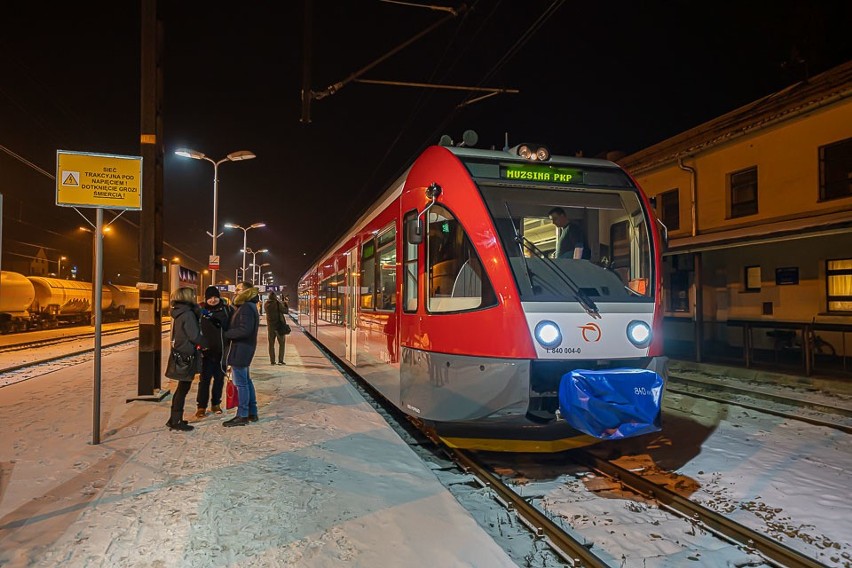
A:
[345,246,358,364]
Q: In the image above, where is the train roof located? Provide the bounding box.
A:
[445,145,624,170]
[301,144,630,280]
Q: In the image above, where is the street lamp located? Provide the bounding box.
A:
[243,247,268,285]
[57,256,67,279]
[224,222,265,282]
[255,262,271,286]
[175,147,256,286]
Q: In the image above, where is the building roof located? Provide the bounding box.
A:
[664,208,852,256]
[619,60,852,175]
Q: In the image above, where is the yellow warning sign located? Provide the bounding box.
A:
[56,150,143,210]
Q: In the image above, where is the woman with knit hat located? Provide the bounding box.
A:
[194,285,233,418]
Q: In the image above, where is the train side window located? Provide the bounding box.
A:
[377,225,397,311]
[360,238,376,310]
[403,211,419,312]
[426,205,496,313]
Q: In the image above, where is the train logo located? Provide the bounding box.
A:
[578,322,602,342]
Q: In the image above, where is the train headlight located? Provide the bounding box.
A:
[534,320,562,348]
[512,144,551,162]
[626,320,652,347]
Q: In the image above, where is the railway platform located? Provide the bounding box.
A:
[0,322,518,567]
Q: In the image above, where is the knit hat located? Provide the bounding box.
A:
[204,285,220,299]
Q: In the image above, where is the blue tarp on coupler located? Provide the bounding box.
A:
[558,368,664,440]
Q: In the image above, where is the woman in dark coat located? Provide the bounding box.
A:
[222,281,260,427]
[166,286,203,431]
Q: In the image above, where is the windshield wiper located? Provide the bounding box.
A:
[503,203,536,292]
[503,203,600,319]
[516,234,601,319]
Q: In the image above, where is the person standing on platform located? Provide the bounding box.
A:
[264,291,287,365]
[223,281,260,427]
[195,285,233,419]
[166,286,203,432]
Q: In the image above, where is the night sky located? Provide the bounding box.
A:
[2,1,849,292]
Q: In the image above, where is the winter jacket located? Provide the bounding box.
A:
[225,288,260,367]
[170,301,203,381]
[264,296,285,327]
[198,299,233,369]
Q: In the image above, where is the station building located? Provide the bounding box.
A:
[619,60,852,377]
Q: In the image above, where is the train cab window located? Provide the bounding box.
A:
[360,239,376,310]
[376,226,397,311]
[403,211,419,312]
[426,205,497,313]
[481,183,653,303]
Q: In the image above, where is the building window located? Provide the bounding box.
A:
[658,189,680,231]
[745,265,761,292]
[826,259,852,312]
[819,138,852,201]
[729,166,758,218]
[669,270,689,312]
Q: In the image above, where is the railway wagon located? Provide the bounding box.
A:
[106,283,141,319]
[298,136,668,452]
[0,272,166,332]
[0,271,37,333]
[29,276,112,324]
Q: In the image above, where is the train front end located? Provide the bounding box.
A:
[399,144,666,452]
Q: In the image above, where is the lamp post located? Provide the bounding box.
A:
[57,255,67,279]
[175,148,256,286]
[256,263,271,285]
[224,222,265,282]
[243,248,269,285]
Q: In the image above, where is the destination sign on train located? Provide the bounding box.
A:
[56,150,143,210]
[500,164,584,184]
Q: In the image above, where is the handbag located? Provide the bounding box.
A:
[165,348,197,380]
[225,373,239,410]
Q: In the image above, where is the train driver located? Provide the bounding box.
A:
[548,207,589,260]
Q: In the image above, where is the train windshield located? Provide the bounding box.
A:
[479,183,654,304]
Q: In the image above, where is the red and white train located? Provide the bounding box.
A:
[298,136,667,452]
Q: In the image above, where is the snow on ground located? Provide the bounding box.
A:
[1,324,850,567]
[0,328,520,568]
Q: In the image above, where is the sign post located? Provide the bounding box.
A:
[56,150,142,445]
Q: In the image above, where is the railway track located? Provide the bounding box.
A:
[307,333,835,567]
[0,324,171,380]
[0,324,141,354]
[468,447,829,567]
[667,373,852,434]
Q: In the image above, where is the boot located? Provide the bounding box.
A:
[166,419,194,431]
[223,416,250,427]
[194,408,207,419]
[248,414,259,422]
[210,404,223,415]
